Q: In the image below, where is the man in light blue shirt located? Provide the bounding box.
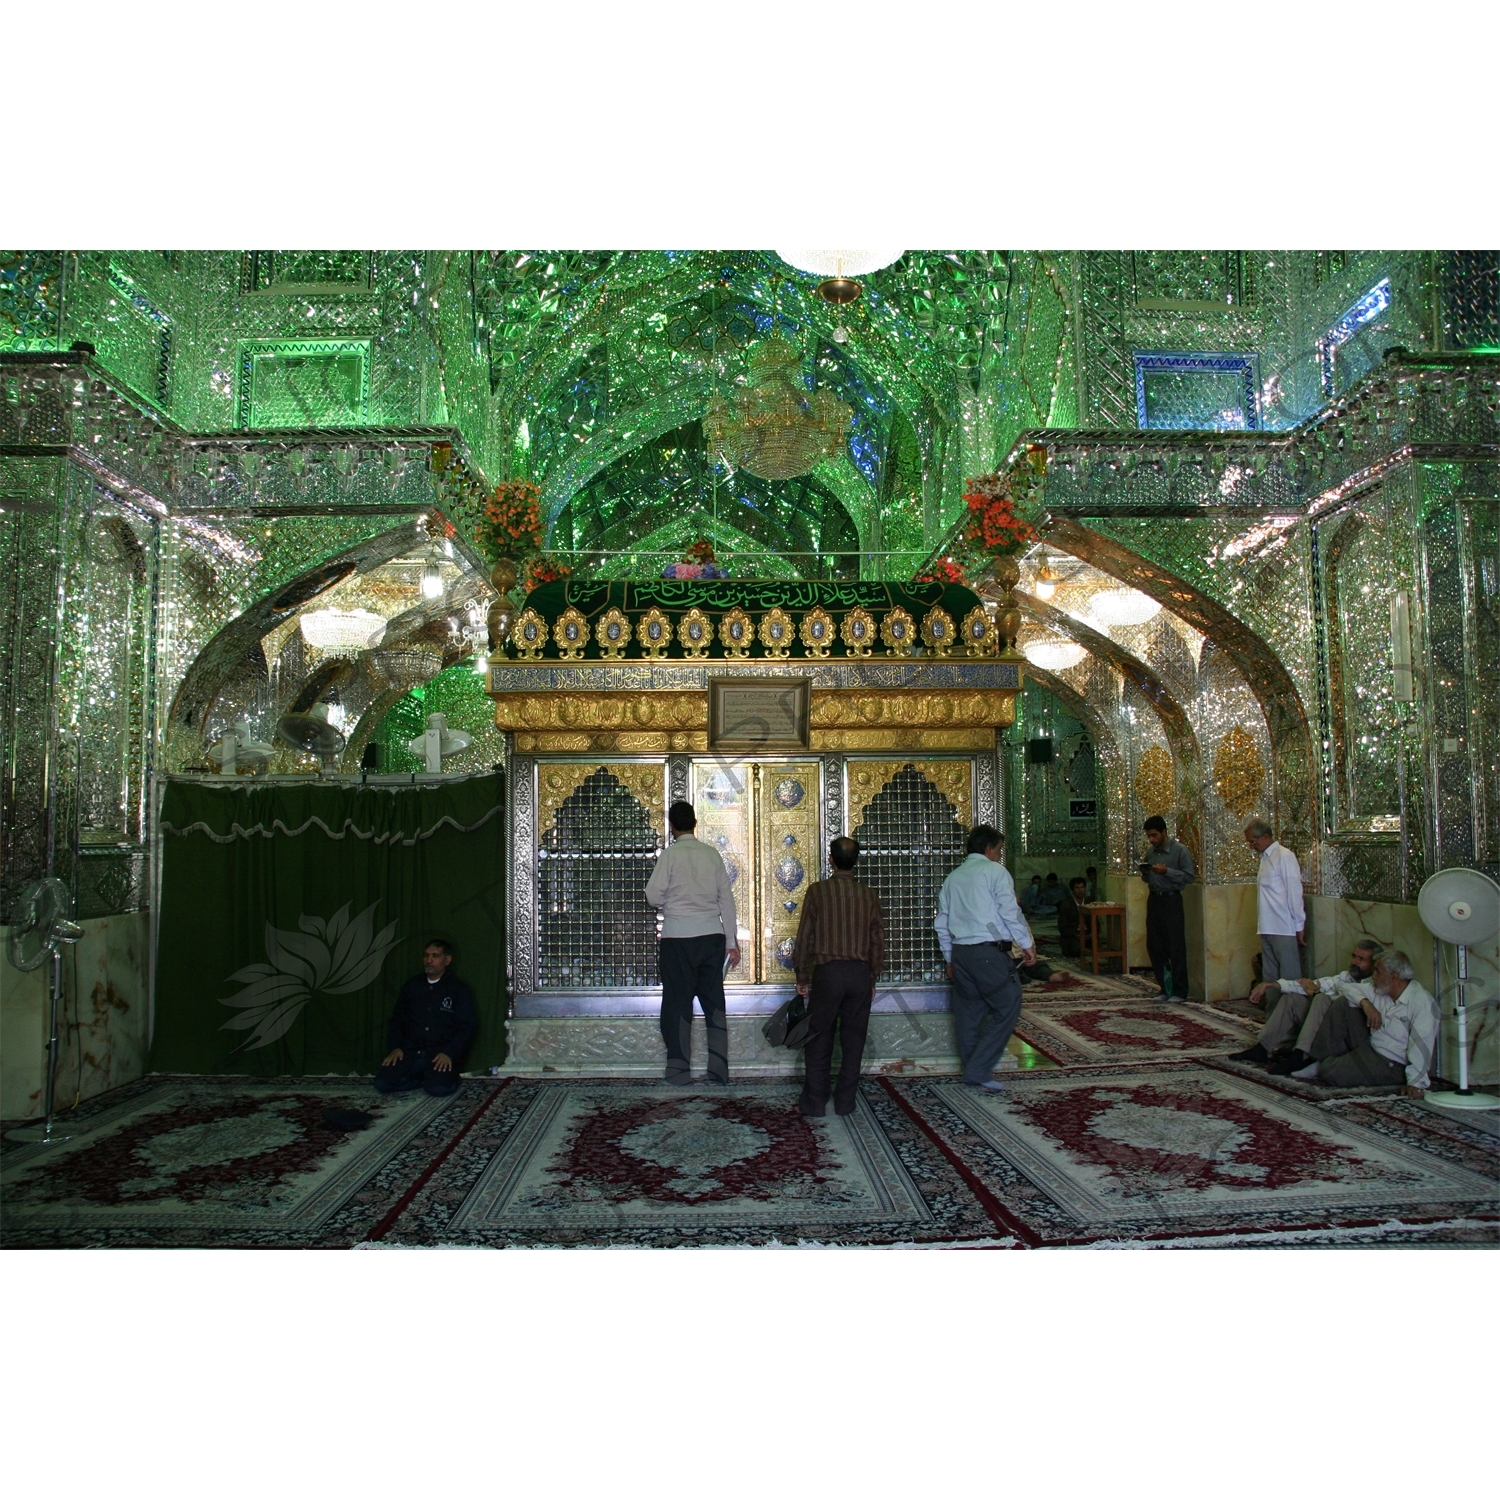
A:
[934,825,1036,1091]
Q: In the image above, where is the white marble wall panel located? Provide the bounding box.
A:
[0,912,151,1120]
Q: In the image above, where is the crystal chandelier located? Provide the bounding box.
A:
[1023,639,1088,671]
[300,607,386,657]
[1088,588,1162,627]
[703,337,851,481]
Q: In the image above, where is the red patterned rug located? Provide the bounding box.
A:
[1015,999,1256,1067]
[0,1077,488,1248]
[1023,965,1157,1001]
[883,1065,1500,1246]
[374,1080,1007,1248]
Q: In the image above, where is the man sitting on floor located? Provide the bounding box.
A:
[1019,875,1044,917]
[1228,938,1382,1073]
[375,939,476,1097]
[1276,950,1437,1096]
[1056,876,1088,960]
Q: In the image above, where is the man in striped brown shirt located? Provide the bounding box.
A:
[791,836,885,1117]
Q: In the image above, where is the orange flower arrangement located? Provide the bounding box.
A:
[961,472,1037,557]
[475,480,544,562]
[524,557,572,592]
[915,557,967,586]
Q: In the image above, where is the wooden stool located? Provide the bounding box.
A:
[1085,903,1126,975]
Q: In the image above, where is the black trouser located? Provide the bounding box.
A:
[373,1049,461,1097]
[1146,890,1190,998]
[798,960,874,1117]
[658,933,729,1082]
[1309,1000,1408,1087]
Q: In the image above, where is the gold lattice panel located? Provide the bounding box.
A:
[846,759,972,830]
[759,762,822,984]
[1134,744,1175,818]
[537,762,665,839]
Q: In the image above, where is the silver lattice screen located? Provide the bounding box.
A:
[538,768,661,987]
[853,767,968,984]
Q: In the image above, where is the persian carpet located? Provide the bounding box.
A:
[883,1064,1500,1246]
[1014,999,1256,1067]
[0,1076,493,1248]
[1017,966,1161,1007]
[373,1079,1009,1248]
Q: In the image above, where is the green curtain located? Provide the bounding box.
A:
[153,773,506,1076]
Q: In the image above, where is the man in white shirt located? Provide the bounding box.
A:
[1287,949,1439,1095]
[1245,819,1305,984]
[933,825,1036,1092]
[1227,938,1381,1071]
[644,800,740,1085]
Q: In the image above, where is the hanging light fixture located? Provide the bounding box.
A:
[776,250,905,306]
[1023,639,1088,671]
[300,608,387,657]
[1034,553,1060,601]
[420,560,444,600]
[703,336,851,480]
[1088,587,1162,627]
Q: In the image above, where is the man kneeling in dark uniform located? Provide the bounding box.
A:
[375,939,475,1097]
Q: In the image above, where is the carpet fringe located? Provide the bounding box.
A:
[1071,1217,1498,1250]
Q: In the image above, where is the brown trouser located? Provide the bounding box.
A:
[1309,999,1407,1087]
[799,960,874,1117]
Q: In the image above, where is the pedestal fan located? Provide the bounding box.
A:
[5,878,84,1144]
[1417,867,1500,1111]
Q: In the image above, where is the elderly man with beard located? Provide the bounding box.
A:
[1228,938,1381,1073]
[1284,950,1439,1095]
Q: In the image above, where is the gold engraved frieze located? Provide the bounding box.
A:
[515,731,708,753]
[807,690,1015,729]
[810,728,994,752]
[494,692,708,732]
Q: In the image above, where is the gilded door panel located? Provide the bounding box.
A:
[690,760,756,982]
[756,762,822,983]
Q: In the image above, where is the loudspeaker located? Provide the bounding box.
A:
[361,743,381,771]
[1027,739,1054,764]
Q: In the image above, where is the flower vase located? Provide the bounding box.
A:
[487,559,520,651]
[990,553,1022,652]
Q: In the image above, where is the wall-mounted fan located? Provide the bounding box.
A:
[277,701,347,773]
[1417,866,1500,1110]
[5,878,84,1145]
[206,717,274,775]
[407,712,472,773]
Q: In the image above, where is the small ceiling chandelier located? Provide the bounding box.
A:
[1033,552,1060,601]
[703,336,851,480]
[1088,587,1162,628]
[300,607,387,658]
[1023,638,1088,671]
[776,249,905,306]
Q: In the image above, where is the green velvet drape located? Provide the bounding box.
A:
[152,774,506,1076]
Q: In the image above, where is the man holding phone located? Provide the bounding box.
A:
[1140,816,1196,1002]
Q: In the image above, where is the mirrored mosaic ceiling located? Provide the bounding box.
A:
[1,249,1496,918]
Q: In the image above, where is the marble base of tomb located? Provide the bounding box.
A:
[499,986,993,1077]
